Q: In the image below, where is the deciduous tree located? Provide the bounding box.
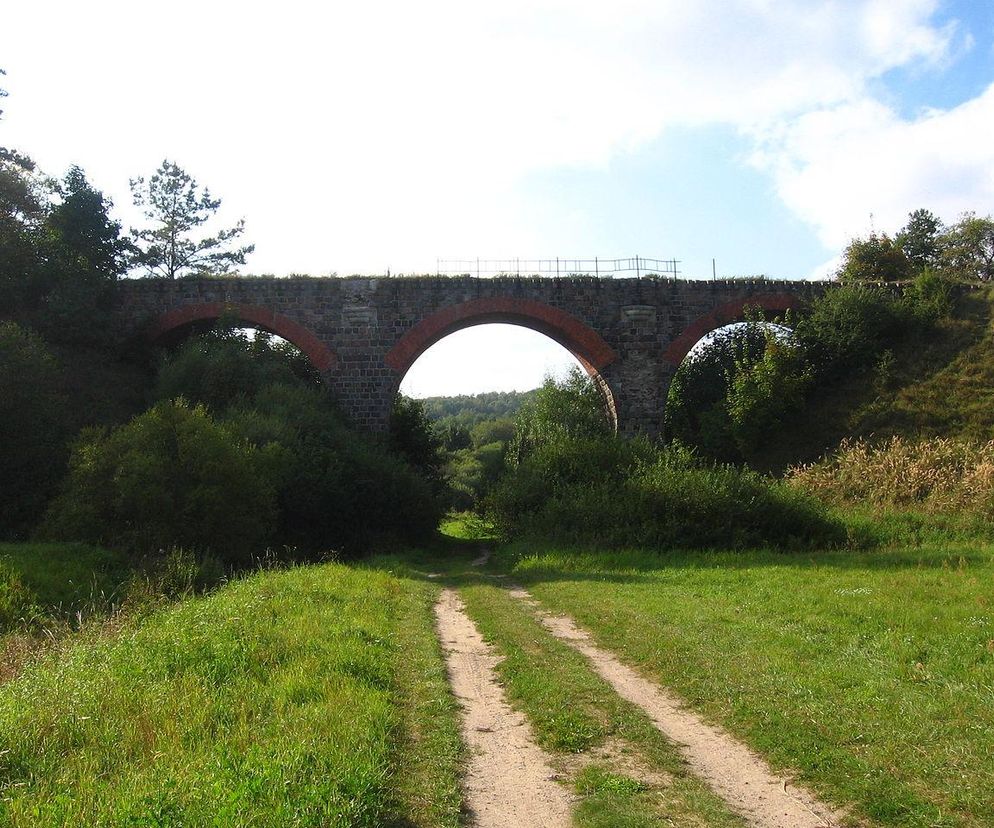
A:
[941,212,994,281]
[837,233,911,282]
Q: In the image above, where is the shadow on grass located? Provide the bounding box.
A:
[372,527,994,597]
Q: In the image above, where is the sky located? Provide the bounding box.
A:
[3,0,993,396]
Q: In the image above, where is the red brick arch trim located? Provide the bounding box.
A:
[384,297,619,376]
[147,302,338,373]
[662,293,804,367]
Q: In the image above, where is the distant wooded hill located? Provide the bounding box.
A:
[420,389,537,424]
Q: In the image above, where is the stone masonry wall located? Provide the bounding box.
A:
[116,276,827,437]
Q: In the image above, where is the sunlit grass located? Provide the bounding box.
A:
[0,561,461,827]
[438,510,498,541]
[453,572,746,827]
[499,541,994,827]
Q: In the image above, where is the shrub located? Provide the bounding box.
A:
[156,333,443,557]
[390,394,446,496]
[837,233,912,282]
[485,435,841,550]
[795,283,904,378]
[225,383,441,556]
[725,333,812,455]
[42,400,277,562]
[153,325,321,413]
[0,322,71,538]
[899,269,955,325]
[665,323,767,461]
[509,367,612,465]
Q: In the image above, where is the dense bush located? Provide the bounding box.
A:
[509,367,612,465]
[665,324,767,461]
[390,394,446,496]
[154,325,321,412]
[837,233,911,282]
[725,333,811,454]
[42,400,276,563]
[486,374,841,550]
[485,434,843,550]
[226,384,440,556]
[0,322,71,538]
[794,283,904,378]
[666,277,957,465]
[155,332,442,557]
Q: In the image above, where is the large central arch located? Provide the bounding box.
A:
[385,296,621,426]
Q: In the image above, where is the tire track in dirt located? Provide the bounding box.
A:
[507,586,844,828]
[434,587,573,828]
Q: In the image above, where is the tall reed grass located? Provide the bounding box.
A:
[790,436,994,518]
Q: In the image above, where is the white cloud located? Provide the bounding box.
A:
[0,0,968,276]
[753,82,994,257]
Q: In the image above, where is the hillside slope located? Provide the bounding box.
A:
[758,287,994,471]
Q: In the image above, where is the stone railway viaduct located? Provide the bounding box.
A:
[117,276,827,437]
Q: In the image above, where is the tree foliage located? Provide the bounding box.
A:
[130,160,254,279]
[837,233,911,282]
[0,322,71,538]
[795,283,904,378]
[390,394,446,495]
[42,400,276,562]
[941,212,994,281]
[509,367,611,465]
[154,324,321,413]
[665,323,768,461]
[36,167,129,343]
[153,331,441,556]
[896,209,943,271]
[841,208,994,284]
[726,333,812,454]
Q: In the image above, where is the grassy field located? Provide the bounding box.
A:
[0,560,461,827]
[4,526,993,826]
[493,539,994,828]
[455,571,747,827]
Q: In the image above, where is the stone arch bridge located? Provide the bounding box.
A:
[118,276,827,436]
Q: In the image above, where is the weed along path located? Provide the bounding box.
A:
[507,586,844,828]
[434,587,574,827]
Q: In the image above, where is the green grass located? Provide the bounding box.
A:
[0,542,129,634]
[0,561,461,827]
[497,540,994,828]
[0,542,128,613]
[438,510,498,541]
[447,562,746,827]
[373,558,463,827]
[573,767,665,828]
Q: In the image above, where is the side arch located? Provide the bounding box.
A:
[385,296,620,426]
[662,292,804,367]
[146,302,338,373]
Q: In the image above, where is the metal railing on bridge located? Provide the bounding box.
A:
[434,256,680,279]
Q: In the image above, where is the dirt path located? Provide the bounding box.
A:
[434,587,573,828]
[508,587,844,828]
